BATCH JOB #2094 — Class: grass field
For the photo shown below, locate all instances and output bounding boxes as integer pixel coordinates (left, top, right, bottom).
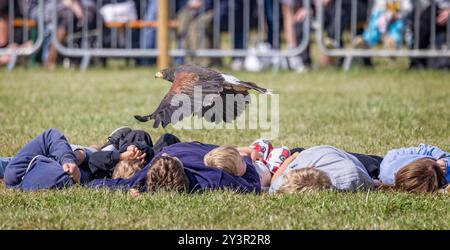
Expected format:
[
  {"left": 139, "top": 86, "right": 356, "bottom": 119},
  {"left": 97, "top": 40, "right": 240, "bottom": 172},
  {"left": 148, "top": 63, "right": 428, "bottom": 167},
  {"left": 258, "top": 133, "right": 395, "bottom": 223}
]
[{"left": 0, "top": 65, "right": 449, "bottom": 229}]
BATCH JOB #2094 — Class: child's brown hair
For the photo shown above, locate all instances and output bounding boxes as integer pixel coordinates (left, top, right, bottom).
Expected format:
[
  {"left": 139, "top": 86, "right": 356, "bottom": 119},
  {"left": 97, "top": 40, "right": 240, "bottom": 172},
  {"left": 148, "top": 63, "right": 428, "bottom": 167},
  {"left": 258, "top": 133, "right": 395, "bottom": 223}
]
[
  {"left": 203, "top": 146, "right": 242, "bottom": 176},
  {"left": 112, "top": 160, "right": 142, "bottom": 179},
  {"left": 277, "top": 167, "right": 332, "bottom": 194},
  {"left": 146, "top": 156, "right": 189, "bottom": 192},
  {"left": 393, "top": 158, "right": 446, "bottom": 193}
]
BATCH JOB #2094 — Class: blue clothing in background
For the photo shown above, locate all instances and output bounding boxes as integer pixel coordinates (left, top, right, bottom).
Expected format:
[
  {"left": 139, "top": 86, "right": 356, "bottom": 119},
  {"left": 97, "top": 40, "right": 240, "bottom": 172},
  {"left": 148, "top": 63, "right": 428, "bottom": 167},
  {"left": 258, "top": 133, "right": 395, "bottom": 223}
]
[
  {"left": 87, "top": 142, "right": 261, "bottom": 193},
  {"left": 137, "top": 0, "right": 157, "bottom": 65},
  {"left": 362, "top": 11, "right": 405, "bottom": 47},
  {"left": 4, "top": 129, "right": 90, "bottom": 191},
  {"left": 380, "top": 144, "right": 450, "bottom": 185}
]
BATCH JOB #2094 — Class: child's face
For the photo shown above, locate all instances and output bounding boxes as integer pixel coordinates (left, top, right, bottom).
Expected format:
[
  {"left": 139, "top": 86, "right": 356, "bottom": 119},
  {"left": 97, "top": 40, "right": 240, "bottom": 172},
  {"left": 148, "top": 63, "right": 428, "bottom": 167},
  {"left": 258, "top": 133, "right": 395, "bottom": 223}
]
[
  {"left": 236, "top": 156, "right": 247, "bottom": 176},
  {"left": 436, "top": 159, "right": 447, "bottom": 174}
]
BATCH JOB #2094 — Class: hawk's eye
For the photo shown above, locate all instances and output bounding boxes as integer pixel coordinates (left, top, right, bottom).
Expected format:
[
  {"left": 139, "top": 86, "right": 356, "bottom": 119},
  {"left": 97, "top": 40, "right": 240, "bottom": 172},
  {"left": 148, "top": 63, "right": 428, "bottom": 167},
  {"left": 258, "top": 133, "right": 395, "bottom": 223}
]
[
  {"left": 261, "top": 146, "right": 266, "bottom": 152},
  {"left": 280, "top": 156, "right": 286, "bottom": 161}
]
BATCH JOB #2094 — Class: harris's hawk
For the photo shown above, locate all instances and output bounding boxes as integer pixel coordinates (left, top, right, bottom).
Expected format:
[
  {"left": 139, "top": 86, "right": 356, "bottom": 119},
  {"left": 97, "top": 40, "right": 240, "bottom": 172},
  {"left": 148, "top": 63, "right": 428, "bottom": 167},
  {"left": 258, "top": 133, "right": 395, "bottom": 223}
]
[{"left": 134, "top": 64, "right": 272, "bottom": 128}]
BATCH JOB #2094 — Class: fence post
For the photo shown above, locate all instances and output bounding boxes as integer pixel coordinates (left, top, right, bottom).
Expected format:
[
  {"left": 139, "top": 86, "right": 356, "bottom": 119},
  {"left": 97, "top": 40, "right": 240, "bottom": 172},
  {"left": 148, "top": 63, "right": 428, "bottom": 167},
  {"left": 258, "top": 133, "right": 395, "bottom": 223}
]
[{"left": 157, "top": 0, "right": 170, "bottom": 69}]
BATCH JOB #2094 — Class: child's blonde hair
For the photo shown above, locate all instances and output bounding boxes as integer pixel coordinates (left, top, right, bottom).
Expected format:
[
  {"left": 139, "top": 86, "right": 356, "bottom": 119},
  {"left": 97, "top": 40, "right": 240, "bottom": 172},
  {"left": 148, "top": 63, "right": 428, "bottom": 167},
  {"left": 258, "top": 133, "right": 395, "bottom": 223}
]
[
  {"left": 204, "top": 146, "right": 241, "bottom": 176},
  {"left": 112, "top": 160, "right": 143, "bottom": 179},
  {"left": 277, "top": 167, "right": 332, "bottom": 194}
]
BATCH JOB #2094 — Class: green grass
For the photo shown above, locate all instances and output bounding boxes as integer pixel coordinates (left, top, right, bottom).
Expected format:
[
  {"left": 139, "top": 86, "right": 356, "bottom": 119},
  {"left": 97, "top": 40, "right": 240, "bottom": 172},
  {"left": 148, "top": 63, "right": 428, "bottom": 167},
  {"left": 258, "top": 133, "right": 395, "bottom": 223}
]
[
  {"left": 0, "top": 66, "right": 449, "bottom": 229},
  {"left": 0, "top": 188, "right": 448, "bottom": 229}
]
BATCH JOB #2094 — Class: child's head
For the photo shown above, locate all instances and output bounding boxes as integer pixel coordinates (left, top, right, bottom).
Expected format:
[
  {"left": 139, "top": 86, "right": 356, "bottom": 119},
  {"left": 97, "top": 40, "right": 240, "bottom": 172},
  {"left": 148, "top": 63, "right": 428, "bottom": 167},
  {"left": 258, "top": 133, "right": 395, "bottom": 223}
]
[
  {"left": 146, "top": 155, "right": 189, "bottom": 192},
  {"left": 204, "top": 146, "right": 247, "bottom": 176},
  {"left": 112, "top": 160, "right": 142, "bottom": 179},
  {"left": 277, "top": 167, "right": 332, "bottom": 194},
  {"left": 394, "top": 158, "right": 447, "bottom": 193}
]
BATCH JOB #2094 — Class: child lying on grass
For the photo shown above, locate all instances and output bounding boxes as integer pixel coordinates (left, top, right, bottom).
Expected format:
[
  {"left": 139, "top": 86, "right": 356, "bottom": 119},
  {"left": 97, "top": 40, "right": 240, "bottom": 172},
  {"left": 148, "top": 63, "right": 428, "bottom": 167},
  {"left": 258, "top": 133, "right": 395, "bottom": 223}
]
[
  {"left": 269, "top": 145, "right": 377, "bottom": 194},
  {"left": 379, "top": 144, "right": 449, "bottom": 193},
  {"left": 0, "top": 128, "right": 179, "bottom": 190},
  {"left": 88, "top": 142, "right": 262, "bottom": 195},
  {"left": 203, "top": 139, "right": 291, "bottom": 190}
]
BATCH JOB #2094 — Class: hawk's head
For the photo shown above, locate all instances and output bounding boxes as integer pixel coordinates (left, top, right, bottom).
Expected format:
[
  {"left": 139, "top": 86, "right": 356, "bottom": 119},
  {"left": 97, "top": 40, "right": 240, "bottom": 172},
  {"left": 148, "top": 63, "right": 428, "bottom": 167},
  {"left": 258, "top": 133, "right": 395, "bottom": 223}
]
[{"left": 155, "top": 68, "right": 176, "bottom": 82}]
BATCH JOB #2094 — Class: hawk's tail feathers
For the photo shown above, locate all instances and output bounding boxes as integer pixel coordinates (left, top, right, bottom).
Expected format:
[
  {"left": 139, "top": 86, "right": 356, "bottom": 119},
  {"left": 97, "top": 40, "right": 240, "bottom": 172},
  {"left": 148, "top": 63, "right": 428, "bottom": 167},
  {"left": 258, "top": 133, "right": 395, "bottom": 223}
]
[{"left": 134, "top": 114, "right": 151, "bottom": 122}]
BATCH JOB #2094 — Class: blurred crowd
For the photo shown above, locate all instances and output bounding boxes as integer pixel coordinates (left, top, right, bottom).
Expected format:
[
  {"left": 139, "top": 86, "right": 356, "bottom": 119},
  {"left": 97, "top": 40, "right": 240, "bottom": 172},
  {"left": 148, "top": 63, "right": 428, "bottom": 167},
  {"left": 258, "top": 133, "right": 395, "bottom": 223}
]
[{"left": 1, "top": 0, "right": 450, "bottom": 70}]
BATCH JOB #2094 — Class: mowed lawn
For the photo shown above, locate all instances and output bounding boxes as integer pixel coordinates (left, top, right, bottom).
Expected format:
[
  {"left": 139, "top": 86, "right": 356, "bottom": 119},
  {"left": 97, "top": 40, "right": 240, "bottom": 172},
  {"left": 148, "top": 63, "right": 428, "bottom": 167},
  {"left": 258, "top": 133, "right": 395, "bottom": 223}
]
[{"left": 0, "top": 66, "right": 449, "bottom": 229}]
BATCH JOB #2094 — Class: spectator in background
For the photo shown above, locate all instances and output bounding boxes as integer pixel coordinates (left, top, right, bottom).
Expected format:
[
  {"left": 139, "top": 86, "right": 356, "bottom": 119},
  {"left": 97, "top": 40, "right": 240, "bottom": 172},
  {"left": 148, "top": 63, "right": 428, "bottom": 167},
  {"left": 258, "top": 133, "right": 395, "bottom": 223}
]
[
  {"left": 410, "top": 0, "right": 450, "bottom": 69},
  {"left": 26, "top": 0, "right": 96, "bottom": 69},
  {"left": 228, "top": 1, "right": 247, "bottom": 71},
  {"left": 229, "top": 0, "right": 280, "bottom": 71},
  {"left": 354, "top": 0, "right": 413, "bottom": 50},
  {"left": 321, "top": 0, "right": 371, "bottom": 67},
  {"left": 0, "top": 0, "right": 25, "bottom": 65},
  {"left": 0, "top": 0, "right": 24, "bottom": 48},
  {"left": 136, "top": 0, "right": 157, "bottom": 66},
  {"left": 264, "top": 0, "right": 278, "bottom": 50},
  {"left": 49, "top": 0, "right": 96, "bottom": 69},
  {"left": 175, "top": 0, "right": 190, "bottom": 12},
  {"left": 0, "top": 1, "right": 10, "bottom": 49},
  {"left": 281, "top": 0, "right": 312, "bottom": 72},
  {"left": 0, "top": 1, "right": 11, "bottom": 64},
  {"left": 176, "top": 0, "right": 215, "bottom": 67}
]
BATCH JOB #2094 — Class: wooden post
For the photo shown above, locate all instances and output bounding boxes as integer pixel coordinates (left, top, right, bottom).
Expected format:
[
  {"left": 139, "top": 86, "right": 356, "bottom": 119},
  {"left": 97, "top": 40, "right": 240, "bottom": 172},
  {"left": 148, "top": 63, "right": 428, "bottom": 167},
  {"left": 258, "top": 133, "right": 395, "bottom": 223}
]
[{"left": 157, "top": 0, "right": 170, "bottom": 69}]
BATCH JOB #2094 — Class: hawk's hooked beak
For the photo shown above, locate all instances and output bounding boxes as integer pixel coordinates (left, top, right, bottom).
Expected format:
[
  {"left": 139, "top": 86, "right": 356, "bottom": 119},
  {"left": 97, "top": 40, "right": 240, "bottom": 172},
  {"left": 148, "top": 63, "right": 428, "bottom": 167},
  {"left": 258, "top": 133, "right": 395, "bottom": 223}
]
[{"left": 155, "top": 71, "right": 163, "bottom": 79}]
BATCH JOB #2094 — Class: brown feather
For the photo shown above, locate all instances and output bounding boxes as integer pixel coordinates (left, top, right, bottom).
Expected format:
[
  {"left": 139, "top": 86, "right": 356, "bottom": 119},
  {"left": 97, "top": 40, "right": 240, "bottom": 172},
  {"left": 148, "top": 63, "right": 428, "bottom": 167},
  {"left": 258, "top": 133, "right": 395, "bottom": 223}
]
[{"left": 170, "top": 72, "right": 199, "bottom": 94}]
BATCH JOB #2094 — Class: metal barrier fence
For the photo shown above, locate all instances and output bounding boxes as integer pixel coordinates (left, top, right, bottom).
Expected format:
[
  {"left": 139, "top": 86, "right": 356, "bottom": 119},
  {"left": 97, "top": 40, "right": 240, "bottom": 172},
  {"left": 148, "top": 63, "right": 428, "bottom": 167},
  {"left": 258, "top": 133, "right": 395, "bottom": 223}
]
[
  {"left": 0, "top": 0, "right": 44, "bottom": 71},
  {"left": 315, "top": 0, "right": 450, "bottom": 71},
  {"left": 1, "top": 0, "right": 450, "bottom": 71},
  {"left": 49, "top": 0, "right": 311, "bottom": 70}
]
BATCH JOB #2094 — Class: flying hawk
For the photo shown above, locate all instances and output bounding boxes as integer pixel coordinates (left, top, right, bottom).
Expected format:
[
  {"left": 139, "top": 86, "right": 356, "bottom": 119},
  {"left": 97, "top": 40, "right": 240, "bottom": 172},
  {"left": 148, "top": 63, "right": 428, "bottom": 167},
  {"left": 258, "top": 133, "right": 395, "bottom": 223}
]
[{"left": 134, "top": 64, "right": 272, "bottom": 128}]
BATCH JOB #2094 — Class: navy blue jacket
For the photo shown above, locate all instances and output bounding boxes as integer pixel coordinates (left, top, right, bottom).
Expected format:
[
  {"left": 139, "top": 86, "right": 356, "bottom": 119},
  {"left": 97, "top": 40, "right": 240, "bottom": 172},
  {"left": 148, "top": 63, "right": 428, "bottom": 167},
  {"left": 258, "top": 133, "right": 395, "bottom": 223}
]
[
  {"left": 87, "top": 142, "right": 261, "bottom": 193},
  {"left": 4, "top": 129, "right": 82, "bottom": 190}
]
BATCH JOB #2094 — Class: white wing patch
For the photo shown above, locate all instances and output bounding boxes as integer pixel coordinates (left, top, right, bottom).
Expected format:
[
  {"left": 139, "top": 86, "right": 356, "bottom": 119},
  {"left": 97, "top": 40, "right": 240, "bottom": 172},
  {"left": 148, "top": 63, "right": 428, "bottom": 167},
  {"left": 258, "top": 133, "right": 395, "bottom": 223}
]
[{"left": 221, "top": 74, "right": 241, "bottom": 85}]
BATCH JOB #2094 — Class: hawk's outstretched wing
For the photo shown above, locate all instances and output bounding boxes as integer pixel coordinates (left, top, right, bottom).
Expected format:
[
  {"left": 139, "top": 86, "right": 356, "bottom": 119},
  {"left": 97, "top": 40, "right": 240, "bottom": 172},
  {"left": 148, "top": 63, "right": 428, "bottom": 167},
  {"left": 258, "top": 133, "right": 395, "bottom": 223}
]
[{"left": 147, "top": 71, "right": 223, "bottom": 128}]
